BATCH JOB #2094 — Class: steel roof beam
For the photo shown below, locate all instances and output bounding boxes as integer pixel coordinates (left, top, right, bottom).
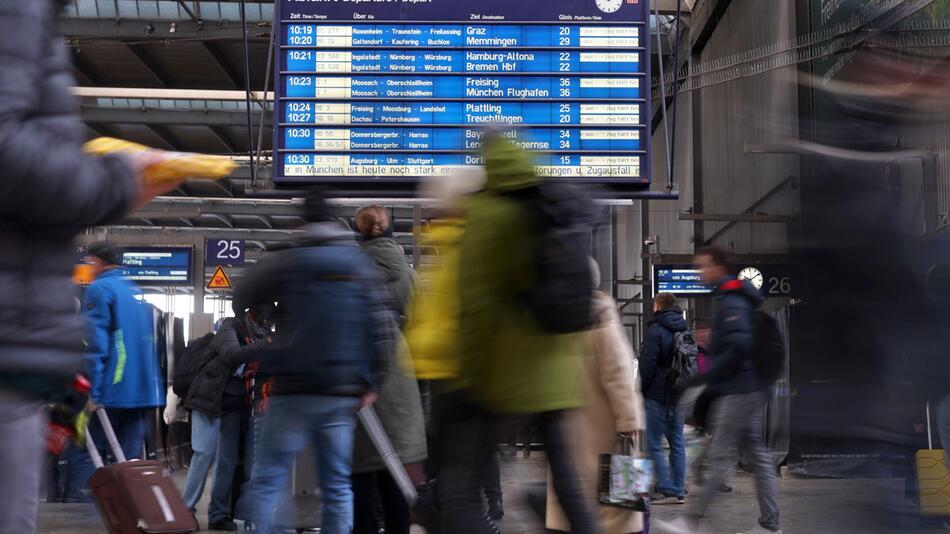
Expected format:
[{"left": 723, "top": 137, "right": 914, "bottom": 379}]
[
  {"left": 59, "top": 18, "right": 267, "bottom": 42},
  {"left": 209, "top": 126, "right": 239, "bottom": 153},
  {"left": 71, "top": 49, "right": 99, "bottom": 85},
  {"left": 125, "top": 44, "right": 171, "bottom": 87},
  {"left": 146, "top": 124, "right": 184, "bottom": 151},
  {"left": 80, "top": 106, "right": 272, "bottom": 127},
  {"left": 202, "top": 41, "right": 243, "bottom": 89}
]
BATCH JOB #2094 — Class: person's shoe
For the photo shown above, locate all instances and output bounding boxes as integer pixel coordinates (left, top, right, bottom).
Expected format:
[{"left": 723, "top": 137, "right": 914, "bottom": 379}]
[
  {"left": 208, "top": 519, "right": 238, "bottom": 531},
  {"left": 719, "top": 482, "right": 734, "bottom": 492},
  {"left": 736, "top": 526, "right": 782, "bottom": 534},
  {"left": 653, "top": 517, "right": 709, "bottom": 534},
  {"left": 650, "top": 492, "right": 682, "bottom": 505},
  {"left": 487, "top": 494, "right": 504, "bottom": 520}
]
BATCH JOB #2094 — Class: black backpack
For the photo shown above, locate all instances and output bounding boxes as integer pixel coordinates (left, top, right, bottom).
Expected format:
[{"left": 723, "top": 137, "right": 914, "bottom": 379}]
[
  {"left": 752, "top": 310, "right": 785, "bottom": 385},
  {"left": 504, "top": 180, "right": 598, "bottom": 333},
  {"left": 172, "top": 332, "right": 216, "bottom": 397},
  {"left": 666, "top": 330, "right": 700, "bottom": 390}
]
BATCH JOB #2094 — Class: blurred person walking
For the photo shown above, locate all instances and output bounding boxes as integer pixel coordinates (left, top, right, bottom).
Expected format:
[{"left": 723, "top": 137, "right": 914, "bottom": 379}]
[
  {"left": 451, "top": 134, "right": 601, "bottom": 534},
  {"left": 655, "top": 246, "right": 781, "bottom": 534},
  {"left": 180, "top": 304, "right": 273, "bottom": 531},
  {"left": 0, "top": 2, "right": 175, "bottom": 530},
  {"left": 351, "top": 205, "right": 427, "bottom": 534},
  {"left": 546, "top": 260, "right": 646, "bottom": 534},
  {"left": 64, "top": 242, "right": 164, "bottom": 502},
  {"left": 639, "top": 293, "right": 691, "bottom": 505},
  {"left": 230, "top": 190, "right": 390, "bottom": 534},
  {"left": 402, "top": 171, "right": 496, "bottom": 531}
]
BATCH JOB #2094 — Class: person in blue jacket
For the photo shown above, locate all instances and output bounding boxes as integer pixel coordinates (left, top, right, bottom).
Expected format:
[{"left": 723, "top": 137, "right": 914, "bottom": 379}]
[{"left": 64, "top": 242, "right": 163, "bottom": 502}]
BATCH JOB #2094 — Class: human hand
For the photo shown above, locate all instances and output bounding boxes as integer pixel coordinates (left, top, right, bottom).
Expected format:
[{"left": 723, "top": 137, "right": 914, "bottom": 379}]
[
  {"left": 87, "top": 400, "right": 98, "bottom": 413},
  {"left": 129, "top": 151, "right": 183, "bottom": 209},
  {"left": 359, "top": 391, "right": 378, "bottom": 410}
]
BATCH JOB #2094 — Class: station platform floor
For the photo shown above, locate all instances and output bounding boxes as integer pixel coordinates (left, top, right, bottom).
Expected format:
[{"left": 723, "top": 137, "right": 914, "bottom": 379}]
[{"left": 37, "top": 453, "right": 947, "bottom": 533}]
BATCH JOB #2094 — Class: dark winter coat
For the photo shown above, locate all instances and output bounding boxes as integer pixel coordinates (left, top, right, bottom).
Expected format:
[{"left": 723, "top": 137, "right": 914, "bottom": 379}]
[
  {"left": 704, "top": 277, "right": 767, "bottom": 396},
  {"left": 230, "top": 223, "right": 392, "bottom": 397},
  {"left": 354, "top": 236, "right": 427, "bottom": 472},
  {"left": 639, "top": 306, "right": 688, "bottom": 406},
  {"left": 359, "top": 237, "right": 418, "bottom": 316},
  {"left": 0, "top": 0, "right": 138, "bottom": 397},
  {"left": 185, "top": 318, "right": 256, "bottom": 418}
]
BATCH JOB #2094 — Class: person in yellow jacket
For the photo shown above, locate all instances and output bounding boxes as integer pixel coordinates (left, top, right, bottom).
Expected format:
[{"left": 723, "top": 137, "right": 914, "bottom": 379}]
[
  {"left": 404, "top": 168, "right": 485, "bottom": 382},
  {"left": 402, "top": 168, "right": 493, "bottom": 529}
]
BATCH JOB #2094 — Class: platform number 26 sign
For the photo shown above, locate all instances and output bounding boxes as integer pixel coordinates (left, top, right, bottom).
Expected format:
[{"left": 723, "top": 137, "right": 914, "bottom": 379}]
[{"left": 207, "top": 239, "right": 245, "bottom": 266}]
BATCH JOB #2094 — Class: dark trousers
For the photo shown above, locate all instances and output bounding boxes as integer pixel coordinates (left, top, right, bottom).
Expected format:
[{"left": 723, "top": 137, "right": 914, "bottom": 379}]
[
  {"left": 436, "top": 391, "right": 601, "bottom": 534},
  {"left": 484, "top": 451, "right": 501, "bottom": 499},
  {"left": 353, "top": 470, "right": 410, "bottom": 534}
]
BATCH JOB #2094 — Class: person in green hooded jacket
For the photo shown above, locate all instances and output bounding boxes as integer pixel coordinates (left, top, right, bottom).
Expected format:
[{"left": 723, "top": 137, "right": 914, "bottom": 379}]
[{"left": 443, "top": 133, "right": 601, "bottom": 534}]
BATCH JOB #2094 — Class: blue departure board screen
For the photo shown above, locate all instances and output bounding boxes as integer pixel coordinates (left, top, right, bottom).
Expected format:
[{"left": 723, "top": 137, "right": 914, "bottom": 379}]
[
  {"left": 119, "top": 248, "right": 193, "bottom": 285},
  {"left": 274, "top": 0, "right": 652, "bottom": 191}
]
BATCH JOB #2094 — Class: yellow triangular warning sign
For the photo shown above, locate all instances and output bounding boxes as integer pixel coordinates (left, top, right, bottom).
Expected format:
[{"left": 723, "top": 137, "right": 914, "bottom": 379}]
[{"left": 208, "top": 265, "right": 232, "bottom": 290}]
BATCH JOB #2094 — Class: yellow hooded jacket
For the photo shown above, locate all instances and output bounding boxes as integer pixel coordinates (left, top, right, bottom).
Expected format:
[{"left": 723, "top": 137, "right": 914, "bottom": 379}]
[{"left": 403, "top": 219, "right": 466, "bottom": 381}]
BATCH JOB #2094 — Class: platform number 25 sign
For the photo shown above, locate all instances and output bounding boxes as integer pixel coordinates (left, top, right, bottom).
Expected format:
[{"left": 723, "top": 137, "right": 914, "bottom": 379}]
[{"left": 206, "top": 239, "right": 245, "bottom": 266}]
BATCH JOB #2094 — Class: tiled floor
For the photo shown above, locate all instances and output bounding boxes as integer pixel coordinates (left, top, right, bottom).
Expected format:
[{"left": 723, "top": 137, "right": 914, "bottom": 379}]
[{"left": 36, "top": 452, "right": 946, "bottom": 533}]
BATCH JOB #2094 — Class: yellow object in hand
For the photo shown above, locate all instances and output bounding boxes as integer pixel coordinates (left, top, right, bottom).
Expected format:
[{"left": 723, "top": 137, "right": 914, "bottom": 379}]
[{"left": 84, "top": 137, "right": 237, "bottom": 184}]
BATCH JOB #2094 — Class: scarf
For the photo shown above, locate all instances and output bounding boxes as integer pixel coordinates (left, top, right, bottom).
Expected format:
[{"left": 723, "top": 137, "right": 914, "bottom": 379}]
[{"left": 243, "top": 313, "right": 269, "bottom": 341}]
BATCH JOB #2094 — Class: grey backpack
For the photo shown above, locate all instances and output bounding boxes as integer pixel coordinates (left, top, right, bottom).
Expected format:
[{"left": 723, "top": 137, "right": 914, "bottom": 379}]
[{"left": 666, "top": 330, "right": 699, "bottom": 390}]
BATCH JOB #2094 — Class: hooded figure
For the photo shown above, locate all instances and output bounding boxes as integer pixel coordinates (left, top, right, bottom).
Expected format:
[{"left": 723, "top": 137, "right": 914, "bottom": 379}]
[
  {"left": 457, "top": 135, "right": 586, "bottom": 414},
  {"left": 351, "top": 205, "right": 427, "bottom": 534}
]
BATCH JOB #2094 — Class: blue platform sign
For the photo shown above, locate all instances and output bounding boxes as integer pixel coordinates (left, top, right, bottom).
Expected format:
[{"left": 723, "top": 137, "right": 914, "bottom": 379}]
[
  {"left": 119, "top": 247, "right": 193, "bottom": 285},
  {"left": 273, "top": 0, "right": 652, "bottom": 192},
  {"left": 206, "top": 239, "right": 246, "bottom": 266}
]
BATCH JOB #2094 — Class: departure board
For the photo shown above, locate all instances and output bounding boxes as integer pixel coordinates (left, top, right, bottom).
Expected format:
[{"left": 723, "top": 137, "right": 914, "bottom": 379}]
[{"left": 273, "top": 0, "right": 651, "bottom": 191}]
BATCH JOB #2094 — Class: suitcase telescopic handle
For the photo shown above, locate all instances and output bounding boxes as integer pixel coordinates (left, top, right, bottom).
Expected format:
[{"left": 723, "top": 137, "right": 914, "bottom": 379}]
[
  {"left": 926, "top": 401, "right": 933, "bottom": 450},
  {"left": 96, "top": 408, "right": 128, "bottom": 463}
]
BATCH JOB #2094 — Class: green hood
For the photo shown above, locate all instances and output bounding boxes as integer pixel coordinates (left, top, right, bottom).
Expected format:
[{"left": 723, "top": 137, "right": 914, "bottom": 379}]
[
  {"left": 360, "top": 237, "right": 409, "bottom": 283},
  {"left": 483, "top": 136, "right": 539, "bottom": 192}
]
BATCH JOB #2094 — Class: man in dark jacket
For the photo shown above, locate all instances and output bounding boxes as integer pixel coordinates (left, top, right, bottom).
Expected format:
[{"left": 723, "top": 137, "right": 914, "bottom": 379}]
[
  {"left": 0, "top": 3, "right": 176, "bottom": 529},
  {"left": 181, "top": 305, "right": 272, "bottom": 531},
  {"left": 640, "top": 292, "right": 689, "bottom": 505},
  {"left": 231, "top": 190, "right": 391, "bottom": 534},
  {"left": 657, "top": 246, "right": 781, "bottom": 534}
]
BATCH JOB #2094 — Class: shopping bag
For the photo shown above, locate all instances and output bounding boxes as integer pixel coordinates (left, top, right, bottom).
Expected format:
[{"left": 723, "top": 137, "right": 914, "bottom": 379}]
[{"left": 598, "top": 431, "right": 653, "bottom": 511}]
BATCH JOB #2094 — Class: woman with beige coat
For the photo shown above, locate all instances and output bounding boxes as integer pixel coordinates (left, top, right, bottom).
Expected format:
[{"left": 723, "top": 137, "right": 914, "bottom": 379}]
[{"left": 547, "top": 263, "right": 647, "bottom": 534}]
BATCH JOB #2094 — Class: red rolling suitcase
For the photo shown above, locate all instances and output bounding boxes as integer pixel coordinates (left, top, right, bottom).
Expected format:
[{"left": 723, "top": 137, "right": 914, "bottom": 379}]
[{"left": 86, "top": 409, "right": 198, "bottom": 534}]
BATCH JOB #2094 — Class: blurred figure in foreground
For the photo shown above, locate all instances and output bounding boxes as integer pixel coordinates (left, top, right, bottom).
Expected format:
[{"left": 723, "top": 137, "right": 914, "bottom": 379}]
[
  {"left": 546, "top": 259, "right": 646, "bottom": 534},
  {"left": 0, "top": 2, "right": 174, "bottom": 530},
  {"left": 639, "top": 292, "right": 690, "bottom": 505},
  {"left": 352, "top": 205, "right": 427, "bottom": 534},
  {"left": 450, "top": 134, "right": 600, "bottom": 534},
  {"left": 180, "top": 304, "right": 274, "bottom": 531},
  {"left": 656, "top": 246, "right": 781, "bottom": 534},
  {"left": 65, "top": 242, "right": 163, "bottom": 502},
  {"left": 231, "top": 190, "right": 391, "bottom": 534},
  {"left": 403, "top": 170, "right": 487, "bottom": 531}
]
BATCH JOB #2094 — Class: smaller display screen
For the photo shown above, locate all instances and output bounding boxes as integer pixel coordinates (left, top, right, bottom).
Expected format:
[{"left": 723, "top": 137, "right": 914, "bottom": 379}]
[
  {"left": 654, "top": 265, "right": 710, "bottom": 296},
  {"left": 119, "top": 247, "right": 193, "bottom": 285}
]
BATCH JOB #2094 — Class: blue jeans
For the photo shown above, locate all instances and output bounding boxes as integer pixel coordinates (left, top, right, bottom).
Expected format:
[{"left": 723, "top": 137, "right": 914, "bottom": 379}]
[
  {"left": 645, "top": 399, "right": 686, "bottom": 497},
  {"left": 181, "top": 410, "right": 243, "bottom": 523},
  {"left": 64, "top": 408, "right": 149, "bottom": 502},
  {"left": 238, "top": 395, "right": 360, "bottom": 534}
]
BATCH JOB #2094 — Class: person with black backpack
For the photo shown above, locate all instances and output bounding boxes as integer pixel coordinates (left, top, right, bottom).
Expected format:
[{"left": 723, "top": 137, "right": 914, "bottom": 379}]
[
  {"left": 655, "top": 246, "right": 782, "bottom": 534},
  {"left": 179, "top": 304, "right": 273, "bottom": 531},
  {"left": 449, "top": 132, "right": 602, "bottom": 534},
  {"left": 639, "top": 293, "right": 694, "bottom": 506}
]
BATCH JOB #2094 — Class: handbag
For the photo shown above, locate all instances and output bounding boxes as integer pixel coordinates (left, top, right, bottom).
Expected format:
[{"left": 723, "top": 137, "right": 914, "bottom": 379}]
[{"left": 598, "top": 431, "right": 653, "bottom": 511}]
